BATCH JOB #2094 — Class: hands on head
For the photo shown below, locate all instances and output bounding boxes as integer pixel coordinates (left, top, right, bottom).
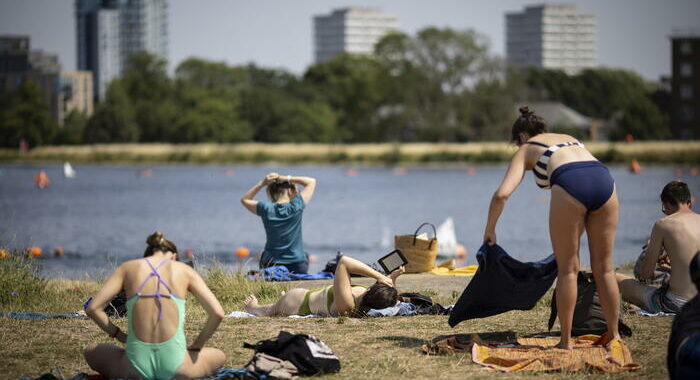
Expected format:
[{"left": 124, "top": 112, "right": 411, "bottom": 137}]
[{"left": 263, "top": 172, "right": 279, "bottom": 185}]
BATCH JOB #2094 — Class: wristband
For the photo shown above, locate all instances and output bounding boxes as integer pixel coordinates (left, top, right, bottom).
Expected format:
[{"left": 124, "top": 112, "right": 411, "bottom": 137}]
[
  {"left": 188, "top": 347, "right": 202, "bottom": 352},
  {"left": 287, "top": 175, "right": 292, "bottom": 183},
  {"left": 109, "top": 326, "right": 121, "bottom": 339}
]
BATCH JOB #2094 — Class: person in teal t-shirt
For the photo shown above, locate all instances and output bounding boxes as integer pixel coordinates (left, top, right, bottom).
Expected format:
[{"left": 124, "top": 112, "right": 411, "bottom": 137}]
[{"left": 241, "top": 172, "right": 317, "bottom": 273}]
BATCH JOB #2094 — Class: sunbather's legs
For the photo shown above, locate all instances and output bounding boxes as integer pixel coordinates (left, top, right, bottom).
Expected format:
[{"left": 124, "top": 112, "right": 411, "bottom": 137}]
[
  {"left": 244, "top": 295, "right": 275, "bottom": 316},
  {"left": 84, "top": 343, "right": 141, "bottom": 379},
  {"left": 174, "top": 348, "right": 226, "bottom": 380},
  {"left": 587, "top": 189, "right": 621, "bottom": 341},
  {"left": 616, "top": 273, "right": 655, "bottom": 309},
  {"left": 245, "top": 288, "right": 308, "bottom": 316},
  {"left": 550, "top": 185, "right": 586, "bottom": 349}
]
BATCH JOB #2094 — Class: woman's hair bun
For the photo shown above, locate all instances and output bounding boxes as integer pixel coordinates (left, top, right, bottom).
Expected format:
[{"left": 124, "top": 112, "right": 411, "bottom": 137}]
[
  {"left": 146, "top": 231, "right": 165, "bottom": 247},
  {"left": 519, "top": 106, "right": 532, "bottom": 118}
]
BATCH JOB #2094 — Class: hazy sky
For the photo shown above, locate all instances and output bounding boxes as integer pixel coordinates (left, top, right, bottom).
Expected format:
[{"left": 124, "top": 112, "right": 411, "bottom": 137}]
[{"left": 1, "top": 0, "right": 699, "bottom": 80}]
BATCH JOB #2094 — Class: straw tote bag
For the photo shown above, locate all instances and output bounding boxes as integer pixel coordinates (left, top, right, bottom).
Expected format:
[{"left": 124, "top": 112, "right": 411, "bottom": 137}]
[{"left": 395, "top": 223, "right": 438, "bottom": 273}]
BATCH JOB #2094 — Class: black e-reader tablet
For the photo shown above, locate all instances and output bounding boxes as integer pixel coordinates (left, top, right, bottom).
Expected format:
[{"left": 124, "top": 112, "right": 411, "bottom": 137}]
[{"left": 378, "top": 249, "right": 408, "bottom": 274}]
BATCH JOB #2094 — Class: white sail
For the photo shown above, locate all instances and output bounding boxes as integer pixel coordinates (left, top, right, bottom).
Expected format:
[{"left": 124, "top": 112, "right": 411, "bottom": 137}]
[
  {"left": 380, "top": 226, "right": 392, "bottom": 249},
  {"left": 437, "top": 217, "right": 457, "bottom": 257},
  {"left": 63, "top": 162, "right": 76, "bottom": 178}
]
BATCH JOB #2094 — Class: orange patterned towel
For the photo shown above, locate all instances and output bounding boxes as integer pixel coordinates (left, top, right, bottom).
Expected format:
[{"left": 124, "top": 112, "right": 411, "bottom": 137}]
[{"left": 471, "top": 335, "right": 642, "bottom": 373}]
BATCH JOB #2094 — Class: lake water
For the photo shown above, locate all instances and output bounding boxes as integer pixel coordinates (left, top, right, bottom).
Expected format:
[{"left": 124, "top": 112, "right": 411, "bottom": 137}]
[{"left": 1, "top": 163, "right": 698, "bottom": 278}]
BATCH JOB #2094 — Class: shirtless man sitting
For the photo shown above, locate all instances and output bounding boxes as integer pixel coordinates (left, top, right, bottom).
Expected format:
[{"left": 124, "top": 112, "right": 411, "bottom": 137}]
[{"left": 616, "top": 181, "right": 700, "bottom": 313}]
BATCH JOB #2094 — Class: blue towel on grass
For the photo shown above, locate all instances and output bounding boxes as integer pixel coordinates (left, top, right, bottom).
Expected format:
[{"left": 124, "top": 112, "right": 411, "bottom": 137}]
[
  {"left": 1, "top": 312, "right": 88, "bottom": 320},
  {"left": 367, "top": 301, "right": 417, "bottom": 317},
  {"left": 253, "top": 266, "right": 334, "bottom": 281},
  {"left": 448, "top": 243, "right": 557, "bottom": 327}
]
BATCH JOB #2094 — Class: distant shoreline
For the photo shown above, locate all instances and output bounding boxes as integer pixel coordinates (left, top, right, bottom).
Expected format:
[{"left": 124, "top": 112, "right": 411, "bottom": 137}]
[{"left": 1, "top": 142, "right": 699, "bottom": 165}]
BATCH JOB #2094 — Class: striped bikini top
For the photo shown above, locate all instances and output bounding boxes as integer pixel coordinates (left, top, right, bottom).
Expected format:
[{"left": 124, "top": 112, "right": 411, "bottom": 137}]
[{"left": 527, "top": 141, "right": 584, "bottom": 189}]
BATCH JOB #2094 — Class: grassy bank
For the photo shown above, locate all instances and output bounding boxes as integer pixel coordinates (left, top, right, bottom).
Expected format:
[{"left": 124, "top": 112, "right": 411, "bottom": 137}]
[
  {"left": 0, "top": 257, "right": 672, "bottom": 379},
  {"left": 1, "top": 141, "right": 700, "bottom": 165}
]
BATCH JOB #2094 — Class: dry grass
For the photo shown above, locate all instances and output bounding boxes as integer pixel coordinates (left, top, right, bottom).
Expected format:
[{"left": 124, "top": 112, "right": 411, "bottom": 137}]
[
  {"left": 0, "top": 261, "right": 673, "bottom": 380},
  {"left": 1, "top": 141, "right": 699, "bottom": 164}
]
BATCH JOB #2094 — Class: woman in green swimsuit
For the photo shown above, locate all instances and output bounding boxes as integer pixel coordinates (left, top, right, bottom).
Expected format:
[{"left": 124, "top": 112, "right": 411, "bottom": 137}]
[
  {"left": 244, "top": 255, "right": 404, "bottom": 317},
  {"left": 84, "top": 232, "right": 226, "bottom": 379}
]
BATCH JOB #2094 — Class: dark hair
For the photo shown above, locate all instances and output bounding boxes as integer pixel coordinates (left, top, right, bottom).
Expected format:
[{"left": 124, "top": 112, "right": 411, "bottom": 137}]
[
  {"left": 266, "top": 181, "right": 297, "bottom": 202},
  {"left": 355, "top": 283, "right": 398, "bottom": 316},
  {"left": 660, "top": 181, "right": 691, "bottom": 207},
  {"left": 691, "top": 252, "right": 700, "bottom": 290},
  {"left": 511, "top": 106, "right": 547, "bottom": 144},
  {"left": 144, "top": 231, "right": 178, "bottom": 257}
]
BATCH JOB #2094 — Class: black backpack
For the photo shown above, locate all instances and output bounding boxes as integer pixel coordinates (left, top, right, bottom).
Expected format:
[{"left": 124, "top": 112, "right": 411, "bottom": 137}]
[
  {"left": 548, "top": 272, "right": 632, "bottom": 337},
  {"left": 244, "top": 331, "right": 341, "bottom": 376}
]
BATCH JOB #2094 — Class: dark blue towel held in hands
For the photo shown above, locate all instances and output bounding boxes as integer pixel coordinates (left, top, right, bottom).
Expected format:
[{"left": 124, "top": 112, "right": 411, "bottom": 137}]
[{"left": 448, "top": 243, "right": 558, "bottom": 327}]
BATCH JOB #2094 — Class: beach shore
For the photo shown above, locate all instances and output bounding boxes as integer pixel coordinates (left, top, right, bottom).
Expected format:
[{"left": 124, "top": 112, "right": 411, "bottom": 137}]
[
  {"left": 2, "top": 141, "right": 700, "bottom": 165},
  {"left": 1, "top": 271, "right": 671, "bottom": 379}
]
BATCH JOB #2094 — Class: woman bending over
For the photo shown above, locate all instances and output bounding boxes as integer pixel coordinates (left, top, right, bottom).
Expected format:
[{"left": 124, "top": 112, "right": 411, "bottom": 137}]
[{"left": 483, "top": 106, "right": 621, "bottom": 349}]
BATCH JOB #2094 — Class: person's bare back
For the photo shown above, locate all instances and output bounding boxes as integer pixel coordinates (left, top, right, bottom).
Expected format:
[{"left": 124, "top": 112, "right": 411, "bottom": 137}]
[{"left": 653, "top": 210, "right": 700, "bottom": 299}]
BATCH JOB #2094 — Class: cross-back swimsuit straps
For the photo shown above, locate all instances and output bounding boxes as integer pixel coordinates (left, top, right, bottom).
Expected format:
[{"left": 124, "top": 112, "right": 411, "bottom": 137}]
[
  {"left": 125, "top": 258, "right": 187, "bottom": 380},
  {"left": 297, "top": 285, "right": 367, "bottom": 316},
  {"left": 528, "top": 141, "right": 615, "bottom": 211}
]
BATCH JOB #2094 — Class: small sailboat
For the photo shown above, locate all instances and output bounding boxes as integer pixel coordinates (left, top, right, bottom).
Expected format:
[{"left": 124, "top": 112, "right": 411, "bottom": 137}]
[
  {"left": 437, "top": 217, "right": 457, "bottom": 257},
  {"left": 380, "top": 226, "right": 392, "bottom": 249},
  {"left": 63, "top": 162, "right": 76, "bottom": 178},
  {"left": 436, "top": 217, "right": 468, "bottom": 259}
]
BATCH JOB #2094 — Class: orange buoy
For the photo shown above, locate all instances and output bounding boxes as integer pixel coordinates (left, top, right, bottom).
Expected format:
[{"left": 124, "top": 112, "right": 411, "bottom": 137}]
[
  {"left": 675, "top": 168, "right": 683, "bottom": 178},
  {"left": 34, "top": 170, "right": 50, "bottom": 188},
  {"left": 629, "top": 159, "right": 643, "bottom": 174},
  {"left": 184, "top": 249, "right": 194, "bottom": 259},
  {"left": 0, "top": 249, "right": 9, "bottom": 259},
  {"left": 690, "top": 167, "right": 699, "bottom": 177},
  {"left": 392, "top": 167, "right": 407, "bottom": 176},
  {"left": 26, "top": 247, "right": 42, "bottom": 258},
  {"left": 225, "top": 169, "right": 236, "bottom": 177},
  {"left": 54, "top": 246, "right": 64, "bottom": 258},
  {"left": 467, "top": 168, "right": 477, "bottom": 176},
  {"left": 138, "top": 169, "right": 153, "bottom": 178},
  {"left": 344, "top": 168, "right": 358, "bottom": 177},
  {"left": 235, "top": 247, "right": 250, "bottom": 259}
]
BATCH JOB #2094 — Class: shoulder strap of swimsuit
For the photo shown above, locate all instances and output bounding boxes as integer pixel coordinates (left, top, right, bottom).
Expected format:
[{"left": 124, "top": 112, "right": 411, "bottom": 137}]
[
  {"left": 135, "top": 258, "right": 175, "bottom": 321},
  {"left": 526, "top": 141, "right": 549, "bottom": 148}
]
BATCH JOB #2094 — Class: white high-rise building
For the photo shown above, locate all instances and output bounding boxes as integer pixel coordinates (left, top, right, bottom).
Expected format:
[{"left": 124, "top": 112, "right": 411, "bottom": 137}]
[
  {"left": 314, "top": 7, "right": 399, "bottom": 63},
  {"left": 120, "top": 0, "right": 168, "bottom": 69},
  {"left": 76, "top": 0, "right": 168, "bottom": 100},
  {"left": 506, "top": 3, "right": 596, "bottom": 74}
]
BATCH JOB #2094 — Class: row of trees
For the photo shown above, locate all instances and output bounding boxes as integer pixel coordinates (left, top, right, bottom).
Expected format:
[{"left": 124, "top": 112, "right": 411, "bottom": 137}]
[{"left": 0, "top": 27, "right": 670, "bottom": 148}]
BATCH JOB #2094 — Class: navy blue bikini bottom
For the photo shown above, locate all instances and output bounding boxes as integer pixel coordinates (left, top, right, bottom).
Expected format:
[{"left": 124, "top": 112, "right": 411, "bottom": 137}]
[{"left": 550, "top": 161, "right": 615, "bottom": 211}]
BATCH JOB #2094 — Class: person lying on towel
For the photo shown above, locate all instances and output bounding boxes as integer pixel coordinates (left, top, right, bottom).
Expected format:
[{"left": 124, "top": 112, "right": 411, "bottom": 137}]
[{"left": 245, "top": 254, "right": 404, "bottom": 317}]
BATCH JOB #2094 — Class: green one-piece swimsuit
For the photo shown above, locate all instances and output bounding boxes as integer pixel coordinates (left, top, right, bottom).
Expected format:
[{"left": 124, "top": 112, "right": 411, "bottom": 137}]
[{"left": 125, "top": 258, "right": 187, "bottom": 380}]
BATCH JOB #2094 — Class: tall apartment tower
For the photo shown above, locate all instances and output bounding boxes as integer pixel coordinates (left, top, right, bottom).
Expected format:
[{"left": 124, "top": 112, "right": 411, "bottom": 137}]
[
  {"left": 314, "top": 7, "right": 399, "bottom": 63},
  {"left": 670, "top": 31, "right": 700, "bottom": 139},
  {"left": 506, "top": 3, "right": 596, "bottom": 74},
  {"left": 76, "top": 0, "right": 168, "bottom": 100}
]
